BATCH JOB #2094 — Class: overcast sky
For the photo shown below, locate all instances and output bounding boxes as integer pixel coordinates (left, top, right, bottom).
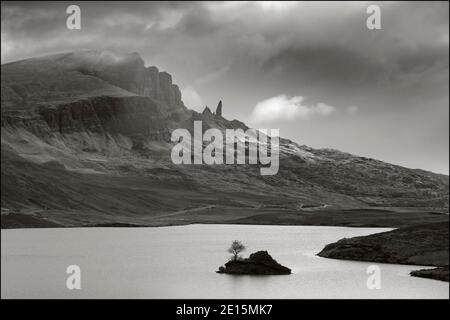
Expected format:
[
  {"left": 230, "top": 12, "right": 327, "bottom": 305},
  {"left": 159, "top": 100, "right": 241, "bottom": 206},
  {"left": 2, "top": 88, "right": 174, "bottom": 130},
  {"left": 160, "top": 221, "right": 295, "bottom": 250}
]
[{"left": 2, "top": 1, "right": 449, "bottom": 174}]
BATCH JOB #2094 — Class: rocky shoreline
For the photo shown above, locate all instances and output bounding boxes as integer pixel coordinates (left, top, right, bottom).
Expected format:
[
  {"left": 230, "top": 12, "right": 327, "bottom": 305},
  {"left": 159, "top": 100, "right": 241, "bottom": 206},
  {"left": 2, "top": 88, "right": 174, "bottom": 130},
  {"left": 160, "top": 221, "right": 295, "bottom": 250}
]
[
  {"left": 410, "top": 267, "right": 449, "bottom": 282},
  {"left": 317, "top": 221, "right": 449, "bottom": 282}
]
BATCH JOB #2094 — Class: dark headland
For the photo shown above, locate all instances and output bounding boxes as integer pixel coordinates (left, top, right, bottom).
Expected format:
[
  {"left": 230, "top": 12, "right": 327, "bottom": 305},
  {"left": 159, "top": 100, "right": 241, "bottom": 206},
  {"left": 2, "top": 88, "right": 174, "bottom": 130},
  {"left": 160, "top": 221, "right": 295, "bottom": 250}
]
[{"left": 317, "top": 221, "right": 449, "bottom": 282}]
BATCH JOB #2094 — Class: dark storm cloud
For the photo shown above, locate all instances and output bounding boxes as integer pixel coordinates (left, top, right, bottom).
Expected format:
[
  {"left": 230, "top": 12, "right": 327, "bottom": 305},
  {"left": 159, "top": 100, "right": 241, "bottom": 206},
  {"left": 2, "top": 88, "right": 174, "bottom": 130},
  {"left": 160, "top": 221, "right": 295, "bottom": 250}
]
[
  {"left": 2, "top": 1, "right": 448, "bottom": 88},
  {"left": 262, "top": 40, "right": 448, "bottom": 91},
  {"left": 259, "top": 2, "right": 448, "bottom": 92},
  {"left": 262, "top": 45, "right": 382, "bottom": 87}
]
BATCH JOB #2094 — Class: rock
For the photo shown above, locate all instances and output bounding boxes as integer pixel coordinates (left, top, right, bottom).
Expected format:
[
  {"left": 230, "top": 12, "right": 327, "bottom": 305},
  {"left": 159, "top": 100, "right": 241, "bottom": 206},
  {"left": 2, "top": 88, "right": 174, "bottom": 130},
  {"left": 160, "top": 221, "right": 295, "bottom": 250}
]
[
  {"left": 317, "top": 222, "right": 449, "bottom": 266},
  {"left": 217, "top": 251, "right": 291, "bottom": 275},
  {"left": 1, "top": 51, "right": 178, "bottom": 145},
  {"left": 215, "top": 100, "right": 222, "bottom": 117},
  {"left": 37, "top": 96, "right": 171, "bottom": 141},
  {"left": 64, "top": 50, "right": 185, "bottom": 111},
  {"left": 202, "top": 106, "right": 213, "bottom": 116},
  {"left": 317, "top": 222, "right": 449, "bottom": 281},
  {"left": 1, "top": 50, "right": 185, "bottom": 113},
  {"left": 410, "top": 267, "right": 449, "bottom": 282}
]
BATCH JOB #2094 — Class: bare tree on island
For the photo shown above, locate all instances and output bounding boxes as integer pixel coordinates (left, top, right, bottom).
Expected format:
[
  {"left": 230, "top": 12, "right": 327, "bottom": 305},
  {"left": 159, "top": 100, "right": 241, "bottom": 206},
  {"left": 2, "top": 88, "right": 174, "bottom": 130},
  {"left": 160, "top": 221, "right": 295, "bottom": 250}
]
[{"left": 228, "top": 240, "right": 246, "bottom": 261}]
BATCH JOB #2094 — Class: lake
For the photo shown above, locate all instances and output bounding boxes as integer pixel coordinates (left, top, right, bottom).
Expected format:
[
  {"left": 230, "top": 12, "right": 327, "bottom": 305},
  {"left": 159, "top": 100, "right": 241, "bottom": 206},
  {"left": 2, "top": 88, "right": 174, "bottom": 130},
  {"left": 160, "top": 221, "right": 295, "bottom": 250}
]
[{"left": 1, "top": 224, "right": 448, "bottom": 299}]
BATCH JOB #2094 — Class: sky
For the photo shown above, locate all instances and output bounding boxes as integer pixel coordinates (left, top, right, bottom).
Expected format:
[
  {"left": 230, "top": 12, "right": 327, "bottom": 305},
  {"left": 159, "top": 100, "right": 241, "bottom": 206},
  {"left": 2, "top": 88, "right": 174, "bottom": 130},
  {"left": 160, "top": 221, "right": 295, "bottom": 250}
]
[{"left": 1, "top": 1, "right": 449, "bottom": 174}]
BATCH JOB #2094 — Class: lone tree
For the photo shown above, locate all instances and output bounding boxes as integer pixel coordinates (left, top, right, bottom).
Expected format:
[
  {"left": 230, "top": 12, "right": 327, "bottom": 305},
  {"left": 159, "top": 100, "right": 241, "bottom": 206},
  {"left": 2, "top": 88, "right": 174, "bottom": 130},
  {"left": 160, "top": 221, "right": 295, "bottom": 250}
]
[{"left": 228, "top": 240, "right": 246, "bottom": 261}]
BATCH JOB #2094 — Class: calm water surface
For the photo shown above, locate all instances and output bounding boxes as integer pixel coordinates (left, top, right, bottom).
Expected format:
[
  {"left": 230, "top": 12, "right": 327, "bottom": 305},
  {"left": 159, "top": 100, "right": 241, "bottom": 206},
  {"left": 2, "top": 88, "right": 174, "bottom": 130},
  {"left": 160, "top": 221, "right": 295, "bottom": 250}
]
[{"left": 1, "top": 224, "right": 448, "bottom": 299}]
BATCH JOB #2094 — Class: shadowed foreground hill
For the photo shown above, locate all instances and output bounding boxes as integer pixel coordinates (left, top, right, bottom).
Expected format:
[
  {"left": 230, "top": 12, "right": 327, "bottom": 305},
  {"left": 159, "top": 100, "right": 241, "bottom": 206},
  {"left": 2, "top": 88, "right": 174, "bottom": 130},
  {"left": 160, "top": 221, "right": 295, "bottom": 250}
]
[{"left": 1, "top": 50, "right": 449, "bottom": 228}]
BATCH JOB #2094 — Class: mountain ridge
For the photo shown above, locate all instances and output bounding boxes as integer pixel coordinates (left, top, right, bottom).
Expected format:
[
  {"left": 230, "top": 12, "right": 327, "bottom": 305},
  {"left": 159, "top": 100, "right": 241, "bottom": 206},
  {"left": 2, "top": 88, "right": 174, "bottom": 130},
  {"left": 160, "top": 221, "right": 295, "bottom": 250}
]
[{"left": 1, "top": 50, "right": 448, "bottom": 228}]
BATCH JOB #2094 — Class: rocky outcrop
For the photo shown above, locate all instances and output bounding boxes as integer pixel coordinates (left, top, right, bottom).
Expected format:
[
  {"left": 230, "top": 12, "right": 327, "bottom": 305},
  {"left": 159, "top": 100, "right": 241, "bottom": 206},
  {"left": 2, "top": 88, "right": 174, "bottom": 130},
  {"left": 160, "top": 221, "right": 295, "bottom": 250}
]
[
  {"left": 410, "top": 267, "right": 449, "bottom": 282},
  {"left": 38, "top": 96, "right": 170, "bottom": 140},
  {"left": 156, "top": 71, "right": 183, "bottom": 111},
  {"left": 318, "top": 222, "right": 449, "bottom": 281},
  {"left": 215, "top": 100, "right": 222, "bottom": 117},
  {"left": 1, "top": 50, "right": 183, "bottom": 147},
  {"left": 2, "top": 96, "right": 171, "bottom": 143},
  {"left": 202, "top": 106, "right": 213, "bottom": 117},
  {"left": 57, "top": 50, "right": 185, "bottom": 112},
  {"left": 1, "top": 50, "right": 185, "bottom": 114},
  {"left": 217, "top": 251, "right": 291, "bottom": 275}
]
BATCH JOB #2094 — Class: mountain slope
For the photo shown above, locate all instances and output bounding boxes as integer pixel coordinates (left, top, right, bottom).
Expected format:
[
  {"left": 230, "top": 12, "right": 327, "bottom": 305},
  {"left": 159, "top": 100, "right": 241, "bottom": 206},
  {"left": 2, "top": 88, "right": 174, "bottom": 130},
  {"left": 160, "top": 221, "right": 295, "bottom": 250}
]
[{"left": 1, "top": 50, "right": 448, "bottom": 228}]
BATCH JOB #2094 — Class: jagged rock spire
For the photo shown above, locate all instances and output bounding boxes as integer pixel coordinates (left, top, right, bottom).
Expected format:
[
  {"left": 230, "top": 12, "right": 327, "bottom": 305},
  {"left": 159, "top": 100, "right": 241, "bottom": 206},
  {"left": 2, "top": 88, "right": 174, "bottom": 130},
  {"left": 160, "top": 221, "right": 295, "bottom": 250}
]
[
  {"left": 202, "top": 106, "right": 212, "bottom": 116},
  {"left": 215, "top": 100, "right": 222, "bottom": 117}
]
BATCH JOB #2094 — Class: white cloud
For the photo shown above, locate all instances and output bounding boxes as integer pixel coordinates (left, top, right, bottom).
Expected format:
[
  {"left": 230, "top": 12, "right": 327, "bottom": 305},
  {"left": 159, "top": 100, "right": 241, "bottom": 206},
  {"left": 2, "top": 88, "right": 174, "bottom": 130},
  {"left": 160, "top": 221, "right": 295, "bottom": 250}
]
[
  {"left": 249, "top": 95, "right": 335, "bottom": 124},
  {"left": 347, "top": 105, "right": 359, "bottom": 114},
  {"left": 181, "top": 86, "right": 203, "bottom": 112}
]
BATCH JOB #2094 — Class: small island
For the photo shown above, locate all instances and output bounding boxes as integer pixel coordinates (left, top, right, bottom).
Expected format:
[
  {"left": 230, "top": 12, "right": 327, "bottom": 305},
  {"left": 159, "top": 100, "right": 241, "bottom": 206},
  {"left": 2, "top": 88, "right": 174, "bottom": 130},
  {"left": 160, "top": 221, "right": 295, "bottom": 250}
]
[{"left": 217, "top": 241, "right": 291, "bottom": 275}]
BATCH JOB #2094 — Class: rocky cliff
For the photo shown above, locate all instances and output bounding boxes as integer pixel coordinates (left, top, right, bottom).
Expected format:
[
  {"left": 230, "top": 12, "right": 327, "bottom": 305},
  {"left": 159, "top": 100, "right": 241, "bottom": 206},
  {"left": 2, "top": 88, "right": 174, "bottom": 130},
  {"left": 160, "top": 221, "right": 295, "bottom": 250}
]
[
  {"left": 2, "top": 96, "right": 170, "bottom": 142},
  {"left": 1, "top": 50, "right": 185, "bottom": 153},
  {"left": 56, "top": 50, "right": 185, "bottom": 112},
  {"left": 1, "top": 49, "right": 185, "bottom": 113}
]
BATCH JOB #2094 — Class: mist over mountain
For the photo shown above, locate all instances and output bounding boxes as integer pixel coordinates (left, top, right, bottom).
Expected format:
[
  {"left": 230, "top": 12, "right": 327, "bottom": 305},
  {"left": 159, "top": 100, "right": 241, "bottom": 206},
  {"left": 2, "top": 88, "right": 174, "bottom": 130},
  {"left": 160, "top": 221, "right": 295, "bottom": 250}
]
[{"left": 1, "top": 50, "right": 448, "bottom": 228}]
